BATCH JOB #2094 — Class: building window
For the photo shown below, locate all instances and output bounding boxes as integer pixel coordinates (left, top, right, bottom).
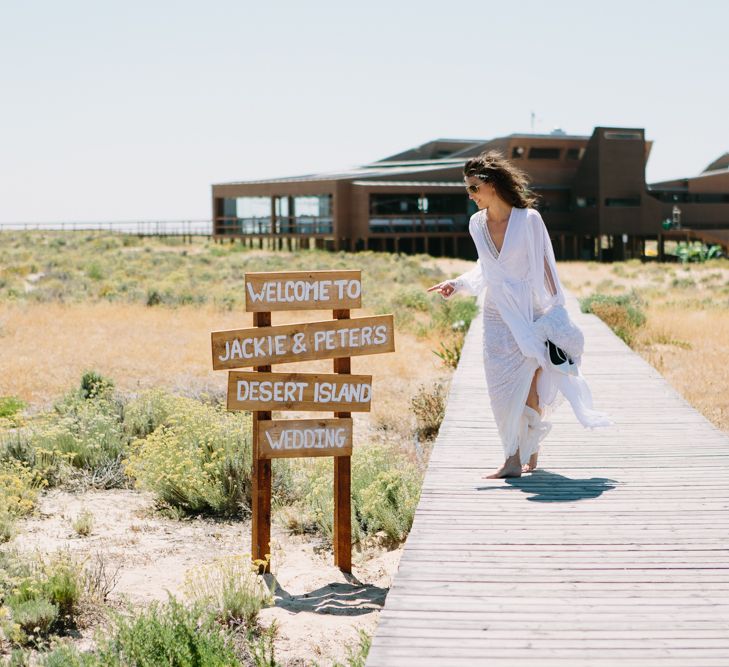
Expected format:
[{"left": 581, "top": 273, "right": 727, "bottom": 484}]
[
  {"left": 512, "top": 146, "right": 525, "bottom": 158},
  {"left": 604, "top": 131, "right": 642, "bottom": 140},
  {"left": 370, "top": 194, "right": 420, "bottom": 215},
  {"left": 566, "top": 148, "right": 584, "bottom": 160},
  {"left": 605, "top": 197, "right": 641, "bottom": 207},
  {"left": 528, "top": 147, "right": 561, "bottom": 159}
]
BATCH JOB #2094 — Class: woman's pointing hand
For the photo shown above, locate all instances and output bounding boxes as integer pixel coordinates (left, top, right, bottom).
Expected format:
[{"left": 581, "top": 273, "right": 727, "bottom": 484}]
[{"left": 427, "top": 280, "right": 456, "bottom": 298}]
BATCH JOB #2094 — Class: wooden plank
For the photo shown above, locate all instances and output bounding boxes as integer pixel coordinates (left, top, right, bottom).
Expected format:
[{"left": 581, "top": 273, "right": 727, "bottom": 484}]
[
  {"left": 226, "top": 371, "right": 372, "bottom": 412},
  {"left": 211, "top": 314, "right": 394, "bottom": 370},
  {"left": 366, "top": 289, "right": 729, "bottom": 666},
  {"left": 245, "top": 269, "right": 361, "bottom": 311},
  {"left": 257, "top": 417, "right": 352, "bottom": 459}
]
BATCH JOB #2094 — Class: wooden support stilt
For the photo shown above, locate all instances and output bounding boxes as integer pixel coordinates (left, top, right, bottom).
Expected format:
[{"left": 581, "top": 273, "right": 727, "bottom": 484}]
[{"left": 332, "top": 308, "right": 352, "bottom": 573}]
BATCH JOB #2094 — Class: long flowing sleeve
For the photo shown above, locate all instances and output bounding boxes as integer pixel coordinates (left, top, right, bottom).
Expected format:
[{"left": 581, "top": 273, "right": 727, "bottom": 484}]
[
  {"left": 529, "top": 210, "right": 565, "bottom": 310},
  {"left": 450, "top": 258, "right": 486, "bottom": 296}
]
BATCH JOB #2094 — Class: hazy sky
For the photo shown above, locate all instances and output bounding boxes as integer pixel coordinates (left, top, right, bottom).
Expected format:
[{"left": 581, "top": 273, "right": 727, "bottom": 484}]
[{"left": 1, "top": 0, "right": 727, "bottom": 222}]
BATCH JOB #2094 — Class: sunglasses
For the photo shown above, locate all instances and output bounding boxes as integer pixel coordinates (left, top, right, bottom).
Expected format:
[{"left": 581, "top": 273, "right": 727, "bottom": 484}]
[{"left": 465, "top": 174, "right": 490, "bottom": 194}]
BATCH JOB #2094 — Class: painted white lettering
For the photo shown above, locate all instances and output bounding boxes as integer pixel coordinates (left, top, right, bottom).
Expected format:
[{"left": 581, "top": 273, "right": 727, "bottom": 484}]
[
  {"left": 334, "top": 279, "right": 347, "bottom": 298},
  {"left": 236, "top": 381, "right": 248, "bottom": 401},
  {"left": 349, "top": 328, "right": 360, "bottom": 347},
  {"left": 373, "top": 324, "right": 387, "bottom": 345},
  {"left": 346, "top": 280, "right": 361, "bottom": 299},
  {"left": 246, "top": 283, "right": 266, "bottom": 303},
  {"left": 264, "top": 430, "right": 281, "bottom": 450},
  {"left": 253, "top": 337, "right": 265, "bottom": 357}
]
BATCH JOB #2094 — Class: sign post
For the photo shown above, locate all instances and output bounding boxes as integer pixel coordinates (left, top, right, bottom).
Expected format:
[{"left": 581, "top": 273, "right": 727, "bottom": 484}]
[
  {"left": 333, "top": 306, "right": 352, "bottom": 571},
  {"left": 210, "top": 270, "right": 395, "bottom": 574},
  {"left": 251, "top": 310, "right": 272, "bottom": 572}
]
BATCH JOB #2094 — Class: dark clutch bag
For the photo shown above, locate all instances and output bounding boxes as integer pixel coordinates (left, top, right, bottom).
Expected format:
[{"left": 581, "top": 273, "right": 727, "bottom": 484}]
[{"left": 545, "top": 339, "right": 578, "bottom": 376}]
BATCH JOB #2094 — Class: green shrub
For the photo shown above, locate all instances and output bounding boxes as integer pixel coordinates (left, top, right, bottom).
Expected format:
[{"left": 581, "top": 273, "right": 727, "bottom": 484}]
[
  {"left": 411, "top": 382, "right": 447, "bottom": 440},
  {"left": 0, "top": 396, "right": 26, "bottom": 419},
  {"left": 291, "top": 443, "right": 421, "bottom": 544},
  {"left": 25, "top": 399, "right": 126, "bottom": 488},
  {"left": 96, "top": 596, "right": 241, "bottom": 666},
  {"left": 40, "top": 644, "right": 100, "bottom": 666},
  {"left": 183, "top": 555, "right": 274, "bottom": 627},
  {"left": 124, "top": 399, "right": 253, "bottom": 517},
  {"left": 123, "top": 388, "right": 186, "bottom": 438},
  {"left": 335, "top": 629, "right": 372, "bottom": 667},
  {"left": 392, "top": 286, "right": 431, "bottom": 312},
  {"left": 435, "top": 296, "right": 478, "bottom": 331},
  {"left": 78, "top": 371, "right": 114, "bottom": 400},
  {"left": 0, "top": 459, "right": 43, "bottom": 542},
  {"left": 146, "top": 288, "right": 164, "bottom": 306},
  {"left": 580, "top": 292, "right": 647, "bottom": 346},
  {"left": 433, "top": 337, "right": 464, "bottom": 369},
  {"left": 86, "top": 262, "right": 104, "bottom": 281},
  {"left": 71, "top": 509, "right": 94, "bottom": 537},
  {"left": 9, "top": 598, "right": 58, "bottom": 640},
  {"left": 673, "top": 241, "right": 723, "bottom": 264},
  {"left": 43, "top": 552, "right": 82, "bottom": 620},
  {"left": 0, "top": 550, "right": 84, "bottom": 646}
]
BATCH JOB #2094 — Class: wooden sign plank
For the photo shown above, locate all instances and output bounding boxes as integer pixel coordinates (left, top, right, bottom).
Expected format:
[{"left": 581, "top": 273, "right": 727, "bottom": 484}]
[
  {"left": 245, "top": 270, "right": 362, "bottom": 312},
  {"left": 211, "top": 314, "right": 394, "bottom": 370},
  {"left": 227, "top": 371, "right": 373, "bottom": 412},
  {"left": 257, "top": 418, "right": 353, "bottom": 459}
]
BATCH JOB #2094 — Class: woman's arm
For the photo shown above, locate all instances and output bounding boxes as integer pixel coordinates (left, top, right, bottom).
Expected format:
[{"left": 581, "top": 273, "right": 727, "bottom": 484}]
[
  {"left": 532, "top": 210, "right": 565, "bottom": 307},
  {"left": 427, "top": 259, "right": 485, "bottom": 298},
  {"left": 450, "top": 258, "right": 486, "bottom": 296}
]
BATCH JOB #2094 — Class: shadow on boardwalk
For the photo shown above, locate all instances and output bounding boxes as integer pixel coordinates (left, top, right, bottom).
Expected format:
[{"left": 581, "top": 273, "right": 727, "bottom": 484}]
[{"left": 477, "top": 469, "right": 618, "bottom": 502}]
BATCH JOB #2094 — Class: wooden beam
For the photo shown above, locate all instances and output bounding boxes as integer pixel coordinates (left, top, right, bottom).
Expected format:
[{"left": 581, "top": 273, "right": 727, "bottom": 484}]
[{"left": 333, "top": 307, "right": 352, "bottom": 573}]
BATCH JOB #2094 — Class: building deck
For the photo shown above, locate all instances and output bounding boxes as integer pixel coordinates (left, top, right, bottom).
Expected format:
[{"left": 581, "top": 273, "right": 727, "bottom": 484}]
[{"left": 366, "top": 294, "right": 729, "bottom": 666}]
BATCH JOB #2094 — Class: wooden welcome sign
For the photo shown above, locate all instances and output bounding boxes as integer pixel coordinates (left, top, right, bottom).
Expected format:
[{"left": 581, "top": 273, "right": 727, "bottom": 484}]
[{"left": 210, "top": 270, "right": 395, "bottom": 573}]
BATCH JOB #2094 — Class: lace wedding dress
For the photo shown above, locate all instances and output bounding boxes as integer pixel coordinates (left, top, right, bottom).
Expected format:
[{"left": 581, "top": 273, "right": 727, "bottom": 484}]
[{"left": 451, "top": 207, "right": 611, "bottom": 465}]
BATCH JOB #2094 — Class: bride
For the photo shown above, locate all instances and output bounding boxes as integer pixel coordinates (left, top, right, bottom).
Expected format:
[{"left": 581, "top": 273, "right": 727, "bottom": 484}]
[{"left": 428, "top": 151, "right": 611, "bottom": 478}]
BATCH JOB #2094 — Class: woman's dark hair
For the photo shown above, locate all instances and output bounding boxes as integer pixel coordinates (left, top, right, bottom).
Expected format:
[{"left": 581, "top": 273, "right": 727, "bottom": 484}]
[{"left": 463, "top": 150, "right": 538, "bottom": 209}]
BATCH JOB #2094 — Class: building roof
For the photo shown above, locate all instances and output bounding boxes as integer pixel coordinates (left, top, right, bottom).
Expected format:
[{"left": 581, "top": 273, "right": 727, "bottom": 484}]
[
  {"left": 703, "top": 152, "right": 729, "bottom": 173},
  {"left": 213, "top": 128, "right": 648, "bottom": 188},
  {"left": 351, "top": 180, "right": 464, "bottom": 188},
  {"left": 216, "top": 161, "right": 466, "bottom": 187},
  {"left": 376, "top": 138, "right": 485, "bottom": 162}
]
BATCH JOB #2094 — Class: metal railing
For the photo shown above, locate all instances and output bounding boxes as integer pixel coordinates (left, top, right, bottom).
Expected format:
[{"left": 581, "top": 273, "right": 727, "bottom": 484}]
[
  {"left": 368, "top": 214, "right": 469, "bottom": 234},
  {"left": 0, "top": 220, "right": 213, "bottom": 236},
  {"left": 215, "top": 216, "right": 334, "bottom": 235}
]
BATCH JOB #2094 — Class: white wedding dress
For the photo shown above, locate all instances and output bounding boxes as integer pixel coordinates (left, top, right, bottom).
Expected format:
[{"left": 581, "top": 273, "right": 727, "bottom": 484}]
[{"left": 451, "top": 207, "right": 611, "bottom": 465}]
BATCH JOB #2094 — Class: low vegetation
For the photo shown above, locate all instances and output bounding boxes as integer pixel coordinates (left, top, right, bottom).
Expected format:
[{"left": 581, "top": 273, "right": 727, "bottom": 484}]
[{"left": 562, "top": 257, "right": 729, "bottom": 432}]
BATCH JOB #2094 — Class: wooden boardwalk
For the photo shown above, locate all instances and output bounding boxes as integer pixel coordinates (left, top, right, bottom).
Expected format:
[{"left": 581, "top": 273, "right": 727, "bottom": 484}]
[{"left": 367, "top": 295, "right": 729, "bottom": 666}]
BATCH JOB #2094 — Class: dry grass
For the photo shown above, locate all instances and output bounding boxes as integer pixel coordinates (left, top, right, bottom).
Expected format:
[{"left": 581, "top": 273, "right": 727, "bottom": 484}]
[
  {"left": 636, "top": 307, "right": 729, "bottom": 431},
  {"left": 0, "top": 301, "right": 449, "bottom": 438},
  {"left": 559, "top": 259, "right": 729, "bottom": 432}
]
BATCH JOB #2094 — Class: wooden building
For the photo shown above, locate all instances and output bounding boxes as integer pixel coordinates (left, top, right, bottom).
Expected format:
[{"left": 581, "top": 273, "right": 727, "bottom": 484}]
[{"left": 211, "top": 127, "right": 729, "bottom": 260}]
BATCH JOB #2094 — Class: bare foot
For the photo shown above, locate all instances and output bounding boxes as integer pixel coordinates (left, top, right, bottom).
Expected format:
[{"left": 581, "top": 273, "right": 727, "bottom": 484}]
[
  {"left": 521, "top": 452, "right": 539, "bottom": 473},
  {"left": 483, "top": 465, "right": 522, "bottom": 479}
]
